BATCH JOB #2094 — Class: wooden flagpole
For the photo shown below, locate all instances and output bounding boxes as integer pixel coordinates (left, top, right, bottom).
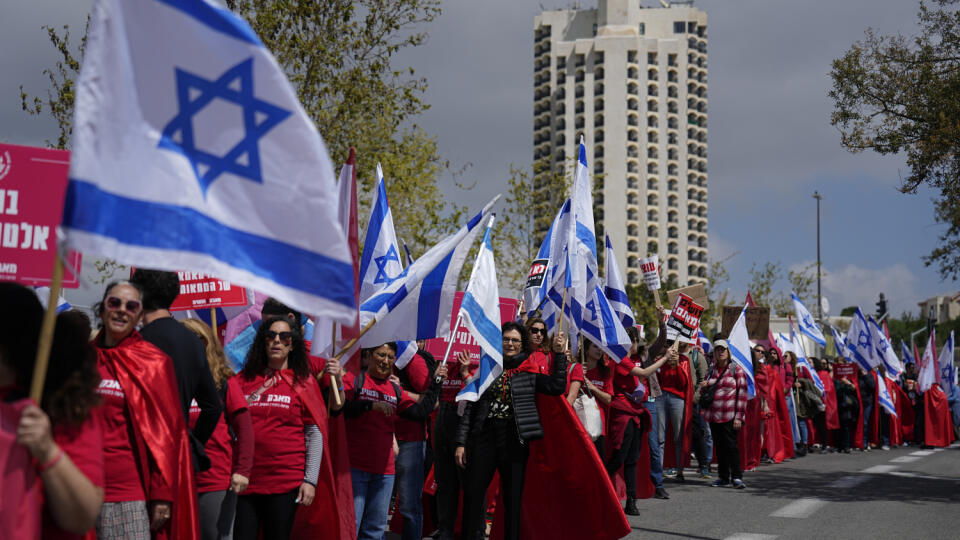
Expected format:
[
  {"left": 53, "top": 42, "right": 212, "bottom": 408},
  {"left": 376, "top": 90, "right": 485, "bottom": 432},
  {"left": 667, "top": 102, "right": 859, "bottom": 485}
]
[
  {"left": 210, "top": 308, "right": 219, "bottom": 346},
  {"left": 30, "top": 255, "right": 65, "bottom": 402}
]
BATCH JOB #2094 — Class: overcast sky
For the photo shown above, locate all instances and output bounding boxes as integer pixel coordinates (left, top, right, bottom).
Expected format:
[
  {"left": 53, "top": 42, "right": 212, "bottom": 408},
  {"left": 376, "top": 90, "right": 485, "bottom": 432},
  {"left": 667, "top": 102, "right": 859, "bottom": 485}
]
[{"left": 1, "top": 0, "right": 950, "bottom": 316}]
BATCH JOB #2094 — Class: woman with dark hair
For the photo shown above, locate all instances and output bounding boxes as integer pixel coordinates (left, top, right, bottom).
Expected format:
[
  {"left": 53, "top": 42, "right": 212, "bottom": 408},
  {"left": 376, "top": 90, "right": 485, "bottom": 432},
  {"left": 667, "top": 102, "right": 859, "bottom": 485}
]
[
  {"left": 342, "top": 342, "right": 445, "bottom": 540},
  {"left": 92, "top": 280, "right": 198, "bottom": 539},
  {"left": 582, "top": 338, "right": 613, "bottom": 458},
  {"left": 235, "top": 316, "right": 327, "bottom": 540},
  {"left": 0, "top": 283, "right": 104, "bottom": 539},
  {"left": 781, "top": 351, "right": 803, "bottom": 454},
  {"left": 527, "top": 317, "right": 582, "bottom": 404},
  {"left": 182, "top": 319, "right": 255, "bottom": 540},
  {"left": 454, "top": 322, "right": 567, "bottom": 540}
]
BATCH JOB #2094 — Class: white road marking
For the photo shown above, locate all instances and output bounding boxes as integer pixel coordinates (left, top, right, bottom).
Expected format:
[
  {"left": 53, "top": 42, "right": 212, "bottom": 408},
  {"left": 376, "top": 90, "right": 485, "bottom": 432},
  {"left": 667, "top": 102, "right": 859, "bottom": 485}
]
[
  {"left": 932, "top": 447, "right": 944, "bottom": 452},
  {"left": 889, "top": 456, "right": 921, "bottom": 463},
  {"left": 862, "top": 465, "right": 898, "bottom": 474},
  {"left": 828, "top": 476, "right": 868, "bottom": 489},
  {"left": 888, "top": 471, "right": 941, "bottom": 481},
  {"left": 910, "top": 450, "right": 934, "bottom": 456},
  {"left": 724, "top": 534, "right": 779, "bottom": 540},
  {"left": 770, "top": 498, "right": 826, "bottom": 518}
]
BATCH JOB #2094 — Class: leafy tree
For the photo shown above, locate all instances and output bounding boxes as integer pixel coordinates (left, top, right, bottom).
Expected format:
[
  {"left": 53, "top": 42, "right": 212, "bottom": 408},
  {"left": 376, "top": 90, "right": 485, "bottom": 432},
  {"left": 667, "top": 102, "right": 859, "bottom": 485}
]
[
  {"left": 746, "top": 261, "right": 782, "bottom": 310},
  {"left": 829, "top": 0, "right": 960, "bottom": 280},
  {"left": 744, "top": 261, "right": 820, "bottom": 317}
]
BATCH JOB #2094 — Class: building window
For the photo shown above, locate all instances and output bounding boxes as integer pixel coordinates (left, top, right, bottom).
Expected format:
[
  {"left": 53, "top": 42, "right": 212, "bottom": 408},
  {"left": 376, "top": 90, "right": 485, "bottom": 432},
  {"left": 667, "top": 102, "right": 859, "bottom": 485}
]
[
  {"left": 638, "top": 23, "right": 645, "bottom": 36},
  {"left": 647, "top": 69, "right": 658, "bottom": 81},
  {"left": 575, "top": 54, "right": 585, "bottom": 67},
  {"left": 668, "top": 53, "right": 677, "bottom": 67},
  {"left": 648, "top": 52, "right": 657, "bottom": 65},
  {"left": 688, "top": 22, "right": 697, "bottom": 33},
  {"left": 628, "top": 50, "right": 638, "bottom": 63},
  {"left": 557, "top": 57, "right": 566, "bottom": 69},
  {"left": 594, "top": 51, "right": 604, "bottom": 64},
  {"left": 674, "top": 21, "right": 686, "bottom": 34}
]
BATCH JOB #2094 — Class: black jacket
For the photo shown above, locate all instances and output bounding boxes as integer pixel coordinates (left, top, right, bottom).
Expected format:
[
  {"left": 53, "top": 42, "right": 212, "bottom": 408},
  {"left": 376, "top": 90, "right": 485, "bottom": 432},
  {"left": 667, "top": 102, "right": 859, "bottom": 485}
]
[{"left": 454, "top": 351, "right": 566, "bottom": 447}]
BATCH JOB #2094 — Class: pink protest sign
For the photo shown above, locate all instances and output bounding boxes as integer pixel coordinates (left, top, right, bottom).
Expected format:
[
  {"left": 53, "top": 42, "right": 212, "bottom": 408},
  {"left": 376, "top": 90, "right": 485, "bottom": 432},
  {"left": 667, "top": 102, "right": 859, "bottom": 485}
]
[
  {"left": 424, "top": 291, "right": 520, "bottom": 364},
  {"left": 168, "top": 271, "right": 248, "bottom": 311},
  {"left": 0, "top": 143, "right": 81, "bottom": 287}
]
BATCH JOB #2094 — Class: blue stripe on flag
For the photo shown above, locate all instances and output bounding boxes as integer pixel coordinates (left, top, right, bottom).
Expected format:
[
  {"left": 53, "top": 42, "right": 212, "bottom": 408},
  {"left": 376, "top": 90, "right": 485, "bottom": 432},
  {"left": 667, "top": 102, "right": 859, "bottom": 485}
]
[
  {"left": 415, "top": 250, "right": 454, "bottom": 339},
  {"left": 604, "top": 286, "right": 630, "bottom": 305},
  {"left": 460, "top": 292, "right": 503, "bottom": 351},
  {"left": 729, "top": 346, "right": 755, "bottom": 395},
  {"left": 358, "top": 180, "right": 390, "bottom": 283},
  {"left": 156, "top": 0, "right": 262, "bottom": 46},
  {"left": 64, "top": 179, "right": 356, "bottom": 308}
]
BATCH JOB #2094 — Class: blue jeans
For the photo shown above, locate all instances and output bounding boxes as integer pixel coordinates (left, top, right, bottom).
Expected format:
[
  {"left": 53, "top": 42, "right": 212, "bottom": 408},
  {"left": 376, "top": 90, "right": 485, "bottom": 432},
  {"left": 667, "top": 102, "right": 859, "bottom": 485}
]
[
  {"left": 785, "top": 391, "right": 800, "bottom": 445},
  {"left": 644, "top": 397, "right": 664, "bottom": 487},
  {"left": 351, "top": 468, "right": 395, "bottom": 540},
  {"left": 862, "top": 402, "right": 874, "bottom": 448},
  {"left": 797, "top": 416, "right": 808, "bottom": 445},
  {"left": 692, "top": 405, "right": 713, "bottom": 472},
  {"left": 395, "top": 441, "right": 425, "bottom": 540},
  {"left": 662, "top": 392, "right": 685, "bottom": 467}
]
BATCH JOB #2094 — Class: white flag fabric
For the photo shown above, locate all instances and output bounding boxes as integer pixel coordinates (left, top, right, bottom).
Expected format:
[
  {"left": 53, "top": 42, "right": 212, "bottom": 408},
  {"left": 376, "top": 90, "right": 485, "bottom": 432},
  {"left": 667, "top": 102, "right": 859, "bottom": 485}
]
[
  {"left": 580, "top": 279, "right": 632, "bottom": 363},
  {"left": 457, "top": 217, "right": 504, "bottom": 402},
  {"left": 845, "top": 308, "right": 877, "bottom": 371},
  {"left": 937, "top": 331, "right": 956, "bottom": 395},
  {"left": 358, "top": 196, "right": 498, "bottom": 346},
  {"left": 358, "top": 164, "right": 406, "bottom": 303},
  {"left": 727, "top": 305, "right": 756, "bottom": 398},
  {"left": 569, "top": 137, "right": 599, "bottom": 331},
  {"left": 868, "top": 317, "right": 902, "bottom": 380},
  {"left": 876, "top": 371, "right": 898, "bottom": 417},
  {"left": 394, "top": 341, "right": 420, "bottom": 370},
  {"left": 830, "top": 326, "right": 848, "bottom": 359},
  {"left": 63, "top": 0, "right": 354, "bottom": 321},
  {"left": 525, "top": 199, "right": 572, "bottom": 322},
  {"left": 776, "top": 333, "right": 796, "bottom": 356},
  {"left": 917, "top": 329, "right": 938, "bottom": 393},
  {"left": 793, "top": 293, "right": 826, "bottom": 347},
  {"left": 603, "top": 234, "right": 636, "bottom": 329},
  {"left": 791, "top": 326, "right": 824, "bottom": 396}
]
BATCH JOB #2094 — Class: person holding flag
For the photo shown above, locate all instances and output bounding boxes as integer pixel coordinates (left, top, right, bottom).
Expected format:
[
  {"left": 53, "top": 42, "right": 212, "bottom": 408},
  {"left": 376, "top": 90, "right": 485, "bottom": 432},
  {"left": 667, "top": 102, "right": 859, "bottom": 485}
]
[{"left": 701, "top": 337, "right": 749, "bottom": 489}]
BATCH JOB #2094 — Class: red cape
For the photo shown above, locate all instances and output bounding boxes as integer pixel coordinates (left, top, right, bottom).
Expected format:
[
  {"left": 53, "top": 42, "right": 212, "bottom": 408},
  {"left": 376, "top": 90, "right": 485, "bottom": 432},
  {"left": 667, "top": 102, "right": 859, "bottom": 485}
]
[
  {"left": 768, "top": 366, "right": 795, "bottom": 460},
  {"left": 662, "top": 360, "right": 694, "bottom": 469},
  {"left": 893, "top": 382, "right": 915, "bottom": 442},
  {"left": 818, "top": 370, "right": 840, "bottom": 430},
  {"left": 835, "top": 368, "right": 865, "bottom": 449},
  {"left": 491, "top": 394, "right": 630, "bottom": 540},
  {"left": 923, "top": 385, "right": 954, "bottom": 447},
  {"left": 287, "top": 370, "right": 355, "bottom": 540},
  {"left": 867, "top": 372, "right": 882, "bottom": 447},
  {"left": 97, "top": 331, "right": 199, "bottom": 540},
  {"left": 884, "top": 377, "right": 903, "bottom": 446},
  {"left": 755, "top": 365, "right": 789, "bottom": 462},
  {"left": 738, "top": 396, "right": 762, "bottom": 471},
  {"left": 0, "top": 398, "right": 43, "bottom": 539}
]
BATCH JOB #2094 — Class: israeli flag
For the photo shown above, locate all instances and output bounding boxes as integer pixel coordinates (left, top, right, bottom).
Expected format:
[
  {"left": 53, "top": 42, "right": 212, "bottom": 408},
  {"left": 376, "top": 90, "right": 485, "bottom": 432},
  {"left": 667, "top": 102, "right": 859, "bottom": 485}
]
[
  {"left": 918, "top": 329, "right": 938, "bottom": 392},
  {"left": 359, "top": 164, "right": 406, "bottom": 303},
  {"left": 359, "top": 196, "right": 498, "bottom": 346},
  {"left": 793, "top": 293, "right": 826, "bottom": 348},
  {"left": 457, "top": 217, "right": 503, "bottom": 402},
  {"left": 698, "top": 329, "right": 712, "bottom": 355},
  {"left": 581, "top": 276, "right": 632, "bottom": 363},
  {"left": 791, "top": 325, "right": 824, "bottom": 396},
  {"left": 868, "top": 317, "right": 902, "bottom": 380},
  {"left": 524, "top": 199, "right": 571, "bottom": 319},
  {"left": 937, "top": 331, "right": 956, "bottom": 394},
  {"left": 727, "top": 305, "right": 756, "bottom": 398},
  {"left": 34, "top": 287, "right": 72, "bottom": 314},
  {"left": 603, "top": 234, "right": 636, "bottom": 329},
  {"left": 776, "top": 333, "right": 795, "bottom": 356},
  {"left": 395, "top": 341, "right": 420, "bottom": 370},
  {"left": 845, "top": 307, "right": 877, "bottom": 371},
  {"left": 569, "top": 137, "right": 600, "bottom": 332},
  {"left": 63, "top": 0, "right": 354, "bottom": 321},
  {"left": 901, "top": 340, "right": 916, "bottom": 365},
  {"left": 830, "top": 326, "right": 848, "bottom": 359},
  {"left": 876, "top": 372, "right": 898, "bottom": 417}
]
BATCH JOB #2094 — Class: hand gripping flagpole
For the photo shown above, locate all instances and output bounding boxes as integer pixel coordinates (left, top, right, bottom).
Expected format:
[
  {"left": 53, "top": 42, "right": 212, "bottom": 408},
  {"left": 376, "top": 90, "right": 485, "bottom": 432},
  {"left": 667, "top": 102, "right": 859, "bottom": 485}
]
[
  {"left": 441, "top": 215, "right": 497, "bottom": 367},
  {"left": 30, "top": 254, "right": 65, "bottom": 402}
]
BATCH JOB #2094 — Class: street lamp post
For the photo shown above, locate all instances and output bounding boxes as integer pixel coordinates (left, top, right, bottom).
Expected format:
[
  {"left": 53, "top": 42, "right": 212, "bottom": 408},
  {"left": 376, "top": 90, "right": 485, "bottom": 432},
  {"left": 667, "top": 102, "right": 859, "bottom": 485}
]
[{"left": 813, "top": 191, "right": 823, "bottom": 323}]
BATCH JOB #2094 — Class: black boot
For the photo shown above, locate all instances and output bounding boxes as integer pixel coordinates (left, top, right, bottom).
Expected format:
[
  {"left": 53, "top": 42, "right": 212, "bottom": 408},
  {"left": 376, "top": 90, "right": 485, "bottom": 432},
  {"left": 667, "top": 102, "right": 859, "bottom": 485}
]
[{"left": 624, "top": 498, "right": 640, "bottom": 516}]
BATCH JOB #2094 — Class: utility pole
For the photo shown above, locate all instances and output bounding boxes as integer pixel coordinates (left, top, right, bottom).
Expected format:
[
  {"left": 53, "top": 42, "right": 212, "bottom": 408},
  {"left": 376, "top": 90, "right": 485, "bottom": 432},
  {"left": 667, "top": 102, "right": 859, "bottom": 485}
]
[{"left": 813, "top": 191, "right": 823, "bottom": 323}]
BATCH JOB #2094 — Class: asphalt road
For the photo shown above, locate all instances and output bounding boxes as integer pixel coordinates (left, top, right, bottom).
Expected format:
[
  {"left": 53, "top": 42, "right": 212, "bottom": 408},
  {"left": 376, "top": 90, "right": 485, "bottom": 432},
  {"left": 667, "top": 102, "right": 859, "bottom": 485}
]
[{"left": 623, "top": 442, "right": 960, "bottom": 540}]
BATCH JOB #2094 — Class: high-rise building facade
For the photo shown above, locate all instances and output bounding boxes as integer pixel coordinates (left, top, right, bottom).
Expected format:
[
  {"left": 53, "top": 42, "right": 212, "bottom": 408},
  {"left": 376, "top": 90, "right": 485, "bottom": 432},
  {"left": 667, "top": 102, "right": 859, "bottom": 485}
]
[{"left": 533, "top": 0, "right": 708, "bottom": 286}]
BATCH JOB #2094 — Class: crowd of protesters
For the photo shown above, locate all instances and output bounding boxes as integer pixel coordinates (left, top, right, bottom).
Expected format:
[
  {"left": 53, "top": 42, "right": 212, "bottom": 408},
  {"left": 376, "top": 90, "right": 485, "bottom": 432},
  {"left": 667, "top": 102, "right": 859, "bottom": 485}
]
[{"left": 2, "top": 272, "right": 958, "bottom": 540}]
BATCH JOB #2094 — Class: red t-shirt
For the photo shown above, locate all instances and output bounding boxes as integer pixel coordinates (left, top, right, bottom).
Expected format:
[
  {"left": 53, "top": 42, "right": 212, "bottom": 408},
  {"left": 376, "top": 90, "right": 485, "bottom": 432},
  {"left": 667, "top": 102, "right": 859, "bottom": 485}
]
[
  {"left": 96, "top": 365, "right": 147, "bottom": 502},
  {"left": 566, "top": 362, "right": 585, "bottom": 395},
  {"left": 611, "top": 358, "right": 645, "bottom": 414},
  {"left": 343, "top": 371, "right": 418, "bottom": 475},
  {"left": 585, "top": 366, "right": 614, "bottom": 436},
  {"left": 42, "top": 408, "right": 105, "bottom": 540},
  {"left": 440, "top": 353, "right": 480, "bottom": 403},
  {"left": 395, "top": 355, "right": 431, "bottom": 443},
  {"left": 658, "top": 360, "right": 689, "bottom": 399},
  {"left": 238, "top": 372, "right": 316, "bottom": 495},
  {"left": 188, "top": 378, "right": 249, "bottom": 493}
]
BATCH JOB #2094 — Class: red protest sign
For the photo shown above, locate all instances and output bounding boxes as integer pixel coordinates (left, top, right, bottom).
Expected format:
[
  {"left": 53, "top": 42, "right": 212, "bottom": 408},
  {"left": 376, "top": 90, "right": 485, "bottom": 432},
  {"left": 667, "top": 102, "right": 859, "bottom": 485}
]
[
  {"left": 168, "top": 271, "right": 247, "bottom": 311},
  {"left": 424, "top": 291, "right": 519, "bottom": 364},
  {"left": 0, "top": 143, "right": 81, "bottom": 287},
  {"left": 666, "top": 292, "right": 704, "bottom": 340}
]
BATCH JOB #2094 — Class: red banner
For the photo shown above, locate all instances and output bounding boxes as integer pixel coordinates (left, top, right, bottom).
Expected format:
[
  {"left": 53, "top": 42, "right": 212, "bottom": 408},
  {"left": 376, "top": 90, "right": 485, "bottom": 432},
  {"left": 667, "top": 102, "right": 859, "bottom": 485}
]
[
  {"left": 423, "top": 291, "right": 519, "bottom": 363},
  {"left": 168, "top": 271, "right": 247, "bottom": 311},
  {"left": 667, "top": 292, "right": 704, "bottom": 340},
  {"left": 0, "top": 143, "right": 81, "bottom": 287}
]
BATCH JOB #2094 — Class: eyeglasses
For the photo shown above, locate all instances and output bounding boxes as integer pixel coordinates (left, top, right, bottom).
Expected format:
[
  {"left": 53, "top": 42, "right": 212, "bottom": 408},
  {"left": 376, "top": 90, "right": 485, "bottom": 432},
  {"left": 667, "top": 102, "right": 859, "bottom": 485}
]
[
  {"left": 105, "top": 296, "right": 142, "bottom": 314},
  {"left": 529, "top": 327, "right": 546, "bottom": 336},
  {"left": 503, "top": 338, "right": 523, "bottom": 345},
  {"left": 265, "top": 330, "right": 293, "bottom": 344}
]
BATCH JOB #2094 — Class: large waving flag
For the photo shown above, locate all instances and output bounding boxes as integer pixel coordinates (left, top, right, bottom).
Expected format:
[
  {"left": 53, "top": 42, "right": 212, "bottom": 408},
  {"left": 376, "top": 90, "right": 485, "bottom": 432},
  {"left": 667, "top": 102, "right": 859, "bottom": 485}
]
[
  {"left": 457, "top": 217, "right": 503, "bottom": 402},
  {"left": 830, "top": 326, "right": 848, "bottom": 359},
  {"left": 359, "top": 164, "right": 406, "bottom": 302},
  {"left": 793, "top": 293, "right": 826, "bottom": 347},
  {"left": 876, "top": 372, "right": 898, "bottom": 416},
  {"left": 603, "top": 234, "right": 636, "bottom": 328},
  {"left": 917, "top": 329, "right": 938, "bottom": 392},
  {"left": 359, "top": 196, "right": 498, "bottom": 346},
  {"left": 525, "top": 199, "right": 572, "bottom": 321},
  {"left": 845, "top": 308, "right": 876, "bottom": 370},
  {"left": 868, "top": 317, "right": 902, "bottom": 380},
  {"left": 581, "top": 278, "right": 632, "bottom": 363},
  {"left": 937, "top": 331, "right": 956, "bottom": 395},
  {"left": 568, "top": 137, "right": 599, "bottom": 332},
  {"left": 776, "top": 332, "right": 796, "bottom": 356},
  {"left": 790, "top": 322, "right": 824, "bottom": 396},
  {"left": 726, "top": 305, "right": 756, "bottom": 398},
  {"left": 900, "top": 340, "right": 916, "bottom": 365},
  {"left": 64, "top": 0, "right": 354, "bottom": 321}
]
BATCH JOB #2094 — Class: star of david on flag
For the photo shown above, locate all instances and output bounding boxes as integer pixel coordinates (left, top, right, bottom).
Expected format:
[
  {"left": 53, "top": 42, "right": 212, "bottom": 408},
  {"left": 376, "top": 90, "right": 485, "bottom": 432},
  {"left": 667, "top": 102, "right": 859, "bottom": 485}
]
[
  {"left": 792, "top": 292, "right": 826, "bottom": 348},
  {"left": 358, "top": 163, "right": 406, "bottom": 303},
  {"left": 62, "top": 0, "right": 355, "bottom": 322},
  {"left": 374, "top": 245, "right": 406, "bottom": 286}
]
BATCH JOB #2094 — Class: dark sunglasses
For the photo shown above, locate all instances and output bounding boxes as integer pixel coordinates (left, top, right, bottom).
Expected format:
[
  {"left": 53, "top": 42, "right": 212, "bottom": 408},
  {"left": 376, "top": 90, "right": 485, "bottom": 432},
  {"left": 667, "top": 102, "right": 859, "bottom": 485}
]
[
  {"left": 530, "top": 327, "right": 547, "bottom": 336},
  {"left": 105, "top": 296, "right": 142, "bottom": 314},
  {"left": 265, "top": 330, "right": 293, "bottom": 344}
]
